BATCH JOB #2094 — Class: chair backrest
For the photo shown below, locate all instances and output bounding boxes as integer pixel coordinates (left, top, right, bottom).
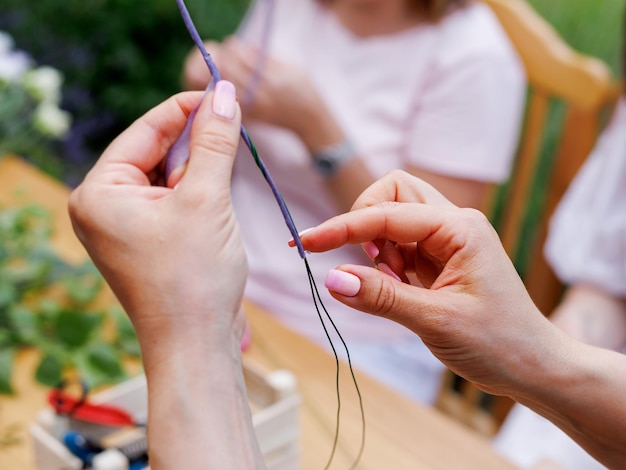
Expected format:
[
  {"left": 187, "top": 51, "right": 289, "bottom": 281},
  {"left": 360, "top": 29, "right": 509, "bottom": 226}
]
[{"left": 435, "top": 0, "right": 621, "bottom": 436}]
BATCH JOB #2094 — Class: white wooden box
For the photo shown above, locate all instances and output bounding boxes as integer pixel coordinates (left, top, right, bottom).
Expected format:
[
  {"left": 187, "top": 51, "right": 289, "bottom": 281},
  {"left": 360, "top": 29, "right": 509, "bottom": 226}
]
[{"left": 30, "top": 358, "right": 300, "bottom": 470}]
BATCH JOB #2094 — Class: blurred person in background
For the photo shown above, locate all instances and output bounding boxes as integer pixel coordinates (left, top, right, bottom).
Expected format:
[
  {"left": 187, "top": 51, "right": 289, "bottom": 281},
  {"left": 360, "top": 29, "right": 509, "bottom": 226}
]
[
  {"left": 493, "top": 17, "right": 626, "bottom": 466},
  {"left": 69, "top": 87, "right": 626, "bottom": 468},
  {"left": 182, "top": 0, "right": 526, "bottom": 405}
]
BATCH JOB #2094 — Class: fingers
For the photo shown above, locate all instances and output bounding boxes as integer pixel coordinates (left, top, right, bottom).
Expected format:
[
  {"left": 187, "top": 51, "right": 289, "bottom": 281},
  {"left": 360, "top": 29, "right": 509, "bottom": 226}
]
[
  {"left": 176, "top": 80, "right": 242, "bottom": 197},
  {"left": 223, "top": 38, "right": 260, "bottom": 74},
  {"left": 92, "top": 92, "right": 206, "bottom": 184},
  {"left": 323, "top": 264, "right": 447, "bottom": 333},
  {"left": 300, "top": 202, "right": 464, "bottom": 256},
  {"left": 351, "top": 170, "right": 456, "bottom": 211},
  {"left": 220, "top": 39, "right": 259, "bottom": 96}
]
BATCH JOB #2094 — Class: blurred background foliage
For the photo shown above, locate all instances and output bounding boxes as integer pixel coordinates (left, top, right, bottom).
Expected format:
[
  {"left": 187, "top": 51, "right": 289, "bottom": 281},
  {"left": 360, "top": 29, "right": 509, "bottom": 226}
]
[
  {"left": 0, "top": 0, "right": 250, "bottom": 184},
  {"left": 528, "top": 0, "right": 625, "bottom": 77},
  {"left": 0, "top": 0, "right": 623, "bottom": 185}
]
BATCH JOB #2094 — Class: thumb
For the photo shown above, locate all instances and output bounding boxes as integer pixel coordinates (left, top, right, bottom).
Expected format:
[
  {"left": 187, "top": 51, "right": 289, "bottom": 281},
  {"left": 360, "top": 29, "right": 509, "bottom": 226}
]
[
  {"left": 324, "top": 264, "right": 444, "bottom": 333},
  {"left": 176, "top": 80, "right": 242, "bottom": 194}
]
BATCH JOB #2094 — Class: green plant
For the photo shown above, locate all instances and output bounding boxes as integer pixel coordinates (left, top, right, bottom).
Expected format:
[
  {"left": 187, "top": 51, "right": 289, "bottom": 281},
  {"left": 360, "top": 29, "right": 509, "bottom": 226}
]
[
  {"left": 528, "top": 0, "right": 625, "bottom": 76},
  {"left": 0, "top": 0, "right": 250, "bottom": 182},
  {"left": 0, "top": 31, "right": 72, "bottom": 177},
  {"left": 0, "top": 204, "right": 140, "bottom": 394}
]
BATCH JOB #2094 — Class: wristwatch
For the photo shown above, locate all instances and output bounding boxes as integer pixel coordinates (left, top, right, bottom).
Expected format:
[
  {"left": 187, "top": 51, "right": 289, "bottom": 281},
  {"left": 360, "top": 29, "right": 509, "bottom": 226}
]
[{"left": 311, "top": 140, "right": 356, "bottom": 177}]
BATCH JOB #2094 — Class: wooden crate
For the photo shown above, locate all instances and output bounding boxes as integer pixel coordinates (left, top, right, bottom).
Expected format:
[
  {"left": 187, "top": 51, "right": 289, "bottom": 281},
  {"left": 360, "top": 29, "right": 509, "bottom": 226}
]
[{"left": 29, "top": 358, "right": 300, "bottom": 469}]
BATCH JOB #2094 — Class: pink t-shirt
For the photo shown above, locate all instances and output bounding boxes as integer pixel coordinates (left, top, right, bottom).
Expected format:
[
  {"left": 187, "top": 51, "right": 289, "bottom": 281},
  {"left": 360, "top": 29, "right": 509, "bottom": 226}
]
[{"left": 232, "top": 0, "right": 527, "bottom": 344}]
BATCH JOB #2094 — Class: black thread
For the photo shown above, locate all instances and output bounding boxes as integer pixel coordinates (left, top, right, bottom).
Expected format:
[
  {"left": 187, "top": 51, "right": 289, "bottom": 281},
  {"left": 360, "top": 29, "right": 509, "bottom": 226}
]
[{"left": 305, "top": 258, "right": 366, "bottom": 469}]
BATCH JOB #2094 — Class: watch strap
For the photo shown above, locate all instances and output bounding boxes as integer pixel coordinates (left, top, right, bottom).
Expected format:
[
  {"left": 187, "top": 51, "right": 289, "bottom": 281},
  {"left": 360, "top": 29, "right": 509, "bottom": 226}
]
[{"left": 311, "top": 140, "right": 356, "bottom": 177}]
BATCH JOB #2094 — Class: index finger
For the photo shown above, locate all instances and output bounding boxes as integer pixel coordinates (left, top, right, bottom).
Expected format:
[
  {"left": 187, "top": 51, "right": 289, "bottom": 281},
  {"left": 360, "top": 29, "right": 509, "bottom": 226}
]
[
  {"left": 301, "top": 202, "right": 454, "bottom": 252},
  {"left": 351, "top": 170, "right": 456, "bottom": 211}
]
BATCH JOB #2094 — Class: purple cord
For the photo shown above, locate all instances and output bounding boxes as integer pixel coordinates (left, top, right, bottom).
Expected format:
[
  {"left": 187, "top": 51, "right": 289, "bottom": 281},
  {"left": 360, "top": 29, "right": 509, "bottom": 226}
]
[{"left": 172, "top": 0, "right": 305, "bottom": 259}]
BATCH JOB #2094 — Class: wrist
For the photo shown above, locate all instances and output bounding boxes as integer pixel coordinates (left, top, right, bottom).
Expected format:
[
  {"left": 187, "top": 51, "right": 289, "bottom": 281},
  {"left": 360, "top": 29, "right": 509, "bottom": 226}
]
[
  {"left": 144, "top": 343, "right": 261, "bottom": 468},
  {"left": 311, "top": 139, "right": 357, "bottom": 177},
  {"left": 132, "top": 307, "right": 245, "bottom": 373},
  {"left": 505, "top": 324, "right": 583, "bottom": 405},
  {"left": 295, "top": 94, "right": 344, "bottom": 151}
]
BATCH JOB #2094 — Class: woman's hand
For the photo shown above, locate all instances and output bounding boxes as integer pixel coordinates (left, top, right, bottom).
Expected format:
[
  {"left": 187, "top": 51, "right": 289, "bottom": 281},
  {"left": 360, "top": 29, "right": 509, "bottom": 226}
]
[
  {"left": 184, "top": 37, "right": 333, "bottom": 146},
  {"left": 69, "top": 83, "right": 265, "bottom": 469},
  {"left": 68, "top": 84, "right": 247, "bottom": 363},
  {"left": 300, "top": 170, "right": 567, "bottom": 397}
]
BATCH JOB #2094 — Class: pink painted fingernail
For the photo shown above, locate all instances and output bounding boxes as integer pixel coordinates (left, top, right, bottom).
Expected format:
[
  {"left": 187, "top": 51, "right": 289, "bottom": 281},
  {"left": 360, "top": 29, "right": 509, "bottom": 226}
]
[
  {"left": 288, "top": 227, "right": 314, "bottom": 247},
  {"left": 378, "top": 263, "right": 401, "bottom": 281},
  {"left": 362, "top": 241, "right": 379, "bottom": 261},
  {"left": 325, "top": 269, "right": 361, "bottom": 297},
  {"left": 240, "top": 323, "right": 252, "bottom": 351},
  {"left": 212, "top": 80, "right": 236, "bottom": 119}
]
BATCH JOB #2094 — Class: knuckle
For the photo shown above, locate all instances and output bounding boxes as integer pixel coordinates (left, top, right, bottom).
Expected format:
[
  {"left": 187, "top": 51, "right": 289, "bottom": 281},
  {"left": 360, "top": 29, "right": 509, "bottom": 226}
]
[
  {"left": 67, "top": 186, "right": 91, "bottom": 229},
  {"left": 457, "top": 207, "right": 492, "bottom": 231}
]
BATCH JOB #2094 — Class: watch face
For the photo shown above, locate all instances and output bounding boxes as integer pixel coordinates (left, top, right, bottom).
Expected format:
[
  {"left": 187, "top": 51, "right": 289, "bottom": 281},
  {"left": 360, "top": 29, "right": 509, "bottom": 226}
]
[
  {"left": 317, "top": 157, "right": 335, "bottom": 173},
  {"left": 312, "top": 140, "right": 355, "bottom": 176}
]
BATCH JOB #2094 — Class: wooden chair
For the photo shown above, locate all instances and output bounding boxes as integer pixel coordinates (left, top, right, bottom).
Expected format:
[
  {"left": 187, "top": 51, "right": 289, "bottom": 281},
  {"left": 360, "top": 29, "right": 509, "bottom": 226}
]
[{"left": 434, "top": 0, "right": 621, "bottom": 436}]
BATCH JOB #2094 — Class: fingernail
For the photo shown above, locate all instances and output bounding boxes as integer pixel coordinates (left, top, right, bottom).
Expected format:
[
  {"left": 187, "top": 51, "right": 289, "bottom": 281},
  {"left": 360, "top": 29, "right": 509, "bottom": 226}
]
[
  {"left": 212, "top": 80, "right": 236, "bottom": 119},
  {"left": 362, "top": 241, "right": 379, "bottom": 261},
  {"left": 288, "top": 227, "right": 314, "bottom": 247},
  {"left": 240, "top": 324, "right": 252, "bottom": 351},
  {"left": 299, "top": 227, "right": 314, "bottom": 237},
  {"left": 325, "top": 269, "right": 361, "bottom": 297},
  {"left": 377, "top": 263, "right": 402, "bottom": 281}
]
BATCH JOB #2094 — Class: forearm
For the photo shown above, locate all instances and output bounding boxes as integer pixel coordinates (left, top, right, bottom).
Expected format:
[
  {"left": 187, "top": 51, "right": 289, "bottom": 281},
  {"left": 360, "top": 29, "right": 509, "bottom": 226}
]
[
  {"left": 511, "top": 333, "right": 626, "bottom": 468},
  {"left": 295, "top": 102, "right": 376, "bottom": 212},
  {"left": 142, "top": 337, "right": 265, "bottom": 469},
  {"left": 405, "top": 165, "right": 491, "bottom": 210},
  {"left": 550, "top": 284, "right": 626, "bottom": 350},
  {"left": 298, "top": 102, "right": 492, "bottom": 213}
]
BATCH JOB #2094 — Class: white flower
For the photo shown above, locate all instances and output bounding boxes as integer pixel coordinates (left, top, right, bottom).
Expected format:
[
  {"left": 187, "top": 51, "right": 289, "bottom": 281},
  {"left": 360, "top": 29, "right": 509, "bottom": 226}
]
[
  {"left": 0, "top": 31, "right": 14, "bottom": 56},
  {"left": 33, "top": 102, "right": 72, "bottom": 138},
  {"left": 0, "top": 51, "right": 31, "bottom": 83},
  {"left": 23, "top": 66, "right": 63, "bottom": 103},
  {"left": 0, "top": 31, "right": 31, "bottom": 83}
]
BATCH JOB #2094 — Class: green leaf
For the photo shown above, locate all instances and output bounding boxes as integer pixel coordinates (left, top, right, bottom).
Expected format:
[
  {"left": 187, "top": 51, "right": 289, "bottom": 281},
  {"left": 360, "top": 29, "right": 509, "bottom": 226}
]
[
  {"left": 3, "top": 258, "right": 52, "bottom": 289},
  {"left": 35, "top": 353, "right": 63, "bottom": 388},
  {"left": 8, "top": 304, "right": 38, "bottom": 344},
  {"left": 0, "top": 284, "right": 17, "bottom": 310},
  {"left": 87, "top": 342, "right": 124, "bottom": 377},
  {"left": 62, "top": 269, "right": 102, "bottom": 306},
  {"left": 75, "top": 342, "right": 126, "bottom": 388},
  {"left": 54, "top": 310, "right": 103, "bottom": 349},
  {"left": 110, "top": 307, "right": 140, "bottom": 357},
  {"left": 0, "top": 328, "right": 13, "bottom": 348},
  {"left": 0, "top": 347, "right": 15, "bottom": 395},
  {"left": 62, "top": 262, "right": 104, "bottom": 305}
]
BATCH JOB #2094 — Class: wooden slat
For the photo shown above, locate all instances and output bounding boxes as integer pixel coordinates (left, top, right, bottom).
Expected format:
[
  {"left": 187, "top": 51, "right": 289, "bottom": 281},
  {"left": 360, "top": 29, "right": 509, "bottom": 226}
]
[
  {"left": 483, "top": 0, "right": 612, "bottom": 109},
  {"left": 499, "top": 90, "right": 549, "bottom": 256}
]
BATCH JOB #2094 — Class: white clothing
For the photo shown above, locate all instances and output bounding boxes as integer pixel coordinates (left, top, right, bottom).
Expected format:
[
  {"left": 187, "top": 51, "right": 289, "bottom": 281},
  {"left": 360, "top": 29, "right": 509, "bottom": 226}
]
[
  {"left": 493, "top": 98, "right": 626, "bottom": 470},
  {"left": 493, "top": 404, "right": 606, "bottom": 470},
  {"left": 545, "top": 97, "right": 626, "bottom": 297},
  {"left": 232, "top": 0, "right": 526, "bottom": 402}
]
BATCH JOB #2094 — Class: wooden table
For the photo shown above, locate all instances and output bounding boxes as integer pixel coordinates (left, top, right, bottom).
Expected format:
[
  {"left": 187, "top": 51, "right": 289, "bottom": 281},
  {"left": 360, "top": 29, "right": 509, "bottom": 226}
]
[{"left": 0, "top": 156, "right": 516, "bottom": 469}]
